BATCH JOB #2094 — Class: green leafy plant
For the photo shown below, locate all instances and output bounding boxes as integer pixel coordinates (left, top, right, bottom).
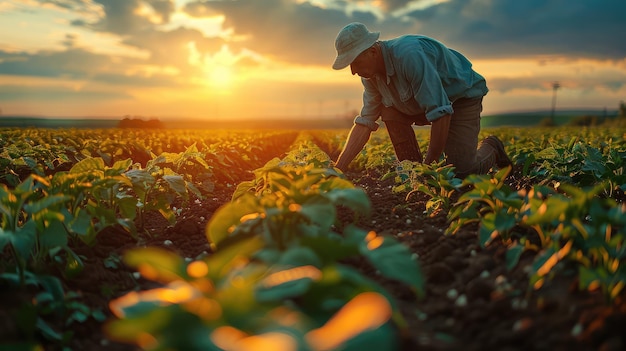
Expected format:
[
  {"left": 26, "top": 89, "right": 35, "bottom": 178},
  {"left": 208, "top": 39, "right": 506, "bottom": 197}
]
[
  {"left": 106, "top": 244, "right": 402, "bottom": 351},
  {"left": 448, "top": 167, "right": 626, "bottom": 302},
  {"left": 50, "top": 157, "right": 138, "bottom": 244},
  {"left": 107, "top": 144, "right": 425, "bottom": 350},
  {"left": 383, "top": 160, "right": 462, "bottom": 217},
  {"left": 0, "top": 174, "right": 79, "bottom": 284},
  {"left": 523, "top": 182, "right": 626, "bottom": 301},
  {"left": 0, "top": 271, "right": 105, "bottom": 349},
  {"left": 522, "top": 137, "right": 626, "bottom": 196},
  {"left": 446, "top": 166, "right": 520, "bottom": 246},
  {"left": 124, "top": 152, "right": 203, "bottom": 232}
]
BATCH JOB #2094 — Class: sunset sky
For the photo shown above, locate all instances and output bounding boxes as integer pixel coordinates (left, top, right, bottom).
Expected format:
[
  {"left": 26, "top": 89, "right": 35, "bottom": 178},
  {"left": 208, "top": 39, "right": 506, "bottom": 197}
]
[{"left": 1, "top": 0, "right": 625, "bottom": 121}]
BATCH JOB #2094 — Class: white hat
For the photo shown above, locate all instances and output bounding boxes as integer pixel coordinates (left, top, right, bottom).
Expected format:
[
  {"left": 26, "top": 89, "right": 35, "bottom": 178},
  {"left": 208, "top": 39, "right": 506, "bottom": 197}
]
[{"left": 332, "top": 22, "right": 380, "bottom": 70}]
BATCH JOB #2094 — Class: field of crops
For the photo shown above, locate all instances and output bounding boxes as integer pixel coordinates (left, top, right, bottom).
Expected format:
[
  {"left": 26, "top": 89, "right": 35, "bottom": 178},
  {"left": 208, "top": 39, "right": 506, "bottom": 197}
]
[{"left": 1, "top": 124, "right": 625, "bottom": 351}]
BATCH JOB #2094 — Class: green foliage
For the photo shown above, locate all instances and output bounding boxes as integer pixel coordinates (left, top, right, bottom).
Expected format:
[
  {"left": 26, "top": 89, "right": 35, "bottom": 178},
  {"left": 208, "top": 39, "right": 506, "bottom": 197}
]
[
  {"left": 448, "top": 167, "right": 626, "bottom": 302},
  {"left": 528, "top": 139, "right": 626, "bottom": 191},
  {"left": 447, "top": 167, "right": 518, "bottom": 246},
  {"left": 383, "top": 160, "right": 462, "bottom": 217},
  {"left": 106, "top": 245, "right": 400, "bottom": 351},
  {"left": 0, "top": 271, "right": 105, "bottom": 349},
  {"left": 125, "top": 148, "right": 203, "bottom": 232},
  {"left": 50, "top": 157, "right": 137, "bottom": 245},
  {"left": 108, "top": 134, "right": 424, "bottom": 351},
  {"left": 0, "top": 174, "right": 79, "bottom": 285},
  {"left": 3, "top": 125, "right": 626, "bottom": 350}
]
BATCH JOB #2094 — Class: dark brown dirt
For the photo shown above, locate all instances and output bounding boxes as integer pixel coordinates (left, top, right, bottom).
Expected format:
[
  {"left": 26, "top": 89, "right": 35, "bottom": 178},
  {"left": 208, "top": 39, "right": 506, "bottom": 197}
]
[{"left": 2, "top": 155, "right": 626, "bottom": 351}]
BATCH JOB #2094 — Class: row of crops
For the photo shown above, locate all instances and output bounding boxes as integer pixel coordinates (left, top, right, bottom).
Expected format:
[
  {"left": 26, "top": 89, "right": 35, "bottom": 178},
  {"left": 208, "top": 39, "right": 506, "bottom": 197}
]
[
  {"left": 378, "top": 126, "right": 626, "bottom": 302},
  {"left": 0, "top": 128, "right": 299, "bottom": 349},
  {"left": 1, "top": 125, "right": 626, "bottom": 350}
]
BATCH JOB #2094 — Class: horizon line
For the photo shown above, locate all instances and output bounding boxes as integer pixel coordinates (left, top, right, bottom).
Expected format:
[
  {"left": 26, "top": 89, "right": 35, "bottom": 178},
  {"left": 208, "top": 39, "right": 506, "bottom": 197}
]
[{"left": 0, "top": 107, "right": 619, "bottom": 121}]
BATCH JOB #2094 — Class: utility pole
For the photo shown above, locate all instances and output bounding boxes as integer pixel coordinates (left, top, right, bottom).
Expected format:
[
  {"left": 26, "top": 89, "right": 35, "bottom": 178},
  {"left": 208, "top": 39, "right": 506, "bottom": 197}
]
[{"left": 550, "top": 81, "right": 560, "bottom": 123}]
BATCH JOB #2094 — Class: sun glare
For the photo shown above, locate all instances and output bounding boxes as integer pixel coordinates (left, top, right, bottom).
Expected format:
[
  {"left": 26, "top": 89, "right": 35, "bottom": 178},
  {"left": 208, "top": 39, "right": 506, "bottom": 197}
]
[{"left": 209, "top": 65, "right": 233, "bottom": 87}]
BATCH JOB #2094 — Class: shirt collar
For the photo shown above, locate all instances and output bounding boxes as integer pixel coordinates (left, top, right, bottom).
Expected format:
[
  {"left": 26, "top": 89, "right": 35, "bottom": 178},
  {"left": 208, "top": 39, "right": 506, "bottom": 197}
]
[{"left": 378, "top": 40, "right": 395, "bottom": 85}]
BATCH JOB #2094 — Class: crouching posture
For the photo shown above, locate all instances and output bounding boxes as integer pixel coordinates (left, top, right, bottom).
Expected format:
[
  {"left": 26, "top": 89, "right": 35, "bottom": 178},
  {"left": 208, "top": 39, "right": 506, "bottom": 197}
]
[{"left": 332, "top": 22, "right": 510, "bottom": 177}]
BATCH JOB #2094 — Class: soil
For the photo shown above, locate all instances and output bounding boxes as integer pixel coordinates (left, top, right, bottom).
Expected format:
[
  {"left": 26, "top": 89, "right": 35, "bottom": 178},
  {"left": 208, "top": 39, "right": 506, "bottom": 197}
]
[{"left": 2, "top": 139, "right": 626, "bottom": 351}]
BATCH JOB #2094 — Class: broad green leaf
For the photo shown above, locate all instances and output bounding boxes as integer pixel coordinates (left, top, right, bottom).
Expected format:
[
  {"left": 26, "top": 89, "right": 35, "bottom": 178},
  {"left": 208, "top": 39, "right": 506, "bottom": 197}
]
[
  {"left": 70, "top": 157, "right": 105, "bottom": 174},
  {"left": 356, "top": 231, "right": 424, "bottom": 297},
  {"left": 299, "top": 200, "right": 336, "bottom": 230},
  {"left": 108, "top": 158, "right": 132, "bottom": 175},
  {"left": 117, "top": 196, "right": 138, "bottom": 220},
  {"left": 38, "top": 220, "right": 68, "bottom": 250},
  {"left": 478, "top": 213, "right": 497, "bottom": 247},
  {"left": 578, "top": 266, "right": 600, "bottom": 290},
  {"left": 163, "top": 174, "right": 187, "bottom": 195},
  {"left": 505, "top": 243, "right": 524, "bottom": 271},
  {"left": 34, "top": 273, "right": 65, "bottom": 301},
  {"left": 339, "top": 321, "right": 398, "bottom": 351},
  {"left": 123, "top": 247, "right": 186, "bottom": 284},
  {"left": 253, "top": 248, "right": 281, "bottom": 264},
  {"left": 255, "top": 268, "right": 317, "bottom": 302},
  {"left": 306, "top": 264, "right": 397, "bottom": 314},
  {"left": 494, "top": 210, "right": 517, "bottom": 233},
  {"left": 107, "top": 303, "right": 175, "bottom": 332},
  {"left": 24, "top": 195, "right": 70, "bottom": 214},
  {"left": 232, "top": 180, "right": 257, "bottom": 200},
  {"left": 277, "top": 246, "right": 322, "bottom": 268},
  {"left": 63, "top": 247, "right": 85, "bottom": 279},
  {"left": 536, "top": 147, "right": 558, "bottom": 159},
  {"left": 525, "top": 197, "right": 569, "bottom": 224},
  {"left": 206, "top": 236, "right": 265, "bottom": 282},
  {"left": 325, "top": 188, "right": 371, "bottom": 217},
  {"left": 22, "top": 156, "right": 38, "bottom": 171},
  {"left": 125, "top": 169, "right": 154, "bottom": 187},
  {"left": 3, "top": 220, "right": 37, "bottom": 261},
  {"left": 206, "top": 194, "right": 262, "bottom": 246}
]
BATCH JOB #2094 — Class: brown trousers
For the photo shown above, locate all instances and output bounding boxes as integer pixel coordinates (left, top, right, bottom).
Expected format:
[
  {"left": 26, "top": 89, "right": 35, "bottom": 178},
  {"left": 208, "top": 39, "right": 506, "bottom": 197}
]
[{"left": 381, "top": 97, "right": 497, "bottom": 178}]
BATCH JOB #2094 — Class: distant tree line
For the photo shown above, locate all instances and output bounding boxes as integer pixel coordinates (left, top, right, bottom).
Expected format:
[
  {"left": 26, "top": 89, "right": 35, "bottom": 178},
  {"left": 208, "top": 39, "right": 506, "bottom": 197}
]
[
  {"left": 538, "top": 101, "right": 626, "bottom": 127},
  {"left": 117, "top": 116, "right": 164, "bottom": 129}
]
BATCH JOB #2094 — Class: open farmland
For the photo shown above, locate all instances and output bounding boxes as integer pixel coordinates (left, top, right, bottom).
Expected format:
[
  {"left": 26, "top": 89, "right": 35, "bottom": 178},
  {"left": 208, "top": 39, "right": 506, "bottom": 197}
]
[{"left": 1, "top": 125, "right": 625, "bottom": 351}]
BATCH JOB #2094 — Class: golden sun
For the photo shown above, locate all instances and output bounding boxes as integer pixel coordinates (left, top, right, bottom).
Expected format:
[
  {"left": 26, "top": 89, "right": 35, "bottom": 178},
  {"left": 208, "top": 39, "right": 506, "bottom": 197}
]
[{"left": 208, "top": 65, "right": 233, "bottom": 87}]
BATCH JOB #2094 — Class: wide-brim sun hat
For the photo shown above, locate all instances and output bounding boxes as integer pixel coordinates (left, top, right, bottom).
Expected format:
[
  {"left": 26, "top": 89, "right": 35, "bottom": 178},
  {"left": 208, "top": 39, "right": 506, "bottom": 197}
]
[{"left": 332, "top": 22, "right": 380, "bottom": 70}]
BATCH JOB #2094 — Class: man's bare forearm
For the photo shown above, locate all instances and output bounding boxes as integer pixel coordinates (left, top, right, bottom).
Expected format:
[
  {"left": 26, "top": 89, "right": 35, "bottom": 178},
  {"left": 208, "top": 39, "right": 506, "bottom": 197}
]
[{"left": 335, "top": 123, "right": 372, "bottom": 171}]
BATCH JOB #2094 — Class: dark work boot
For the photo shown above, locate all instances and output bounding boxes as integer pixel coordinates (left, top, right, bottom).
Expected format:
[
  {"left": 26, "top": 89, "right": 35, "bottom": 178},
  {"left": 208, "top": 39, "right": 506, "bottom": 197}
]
[{"left": 482, "top": 136, "right": 511, "bottom": 168}]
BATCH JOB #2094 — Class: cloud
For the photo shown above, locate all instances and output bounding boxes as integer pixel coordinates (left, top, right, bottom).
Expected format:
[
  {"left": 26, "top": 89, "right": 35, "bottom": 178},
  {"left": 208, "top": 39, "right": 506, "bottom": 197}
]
[
  {"left": 22, "top": 0, "right": 626, "bottom": 69},
  {"left": 398, "top": 0, "right": 626, "bottom": 60},
  {"left": 120, "top": 27, "right": 223, "bottom": 70},
  {"left": 179, "top": 0, "right": 626, "bottom": 68},
  {"left": 70, "top": 0, "right": 158, "bottom": 35},
  {"left": 0, "top": 84, "right": 132, "bottom": 101},
  {"left": 2, "top": 0, "right": 625, "bottom": 117},
  {"left": 0, "top": 48, "right": 189, "bottom": 88},
  {"left": 184, "top": 0, "right": 353, "bottom": 66},
  {"left": 0, "top": 49, "right": 112, "bottom": 79}
]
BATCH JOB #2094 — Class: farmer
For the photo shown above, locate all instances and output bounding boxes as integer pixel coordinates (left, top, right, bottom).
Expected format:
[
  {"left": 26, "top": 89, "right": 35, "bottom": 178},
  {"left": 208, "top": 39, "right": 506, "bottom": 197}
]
[{"left": 332, "top": 22, "right": 511, "bottom": 178}]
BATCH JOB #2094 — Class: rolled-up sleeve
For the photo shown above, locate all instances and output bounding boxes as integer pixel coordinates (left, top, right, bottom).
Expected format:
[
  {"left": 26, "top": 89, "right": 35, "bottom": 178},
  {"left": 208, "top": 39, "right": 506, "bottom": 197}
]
[
  {"left": 426, "top": 105, "right": 453, "bottom": 121},
  {"left": 354, "top": 115, "right": 379, "bottom": 131}
]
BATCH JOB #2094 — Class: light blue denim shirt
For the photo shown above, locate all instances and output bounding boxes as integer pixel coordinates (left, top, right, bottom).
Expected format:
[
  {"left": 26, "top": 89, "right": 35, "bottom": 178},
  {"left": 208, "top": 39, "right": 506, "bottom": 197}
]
[{"left": 355, "top": 35, "right": 488, "bottom": 131}]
